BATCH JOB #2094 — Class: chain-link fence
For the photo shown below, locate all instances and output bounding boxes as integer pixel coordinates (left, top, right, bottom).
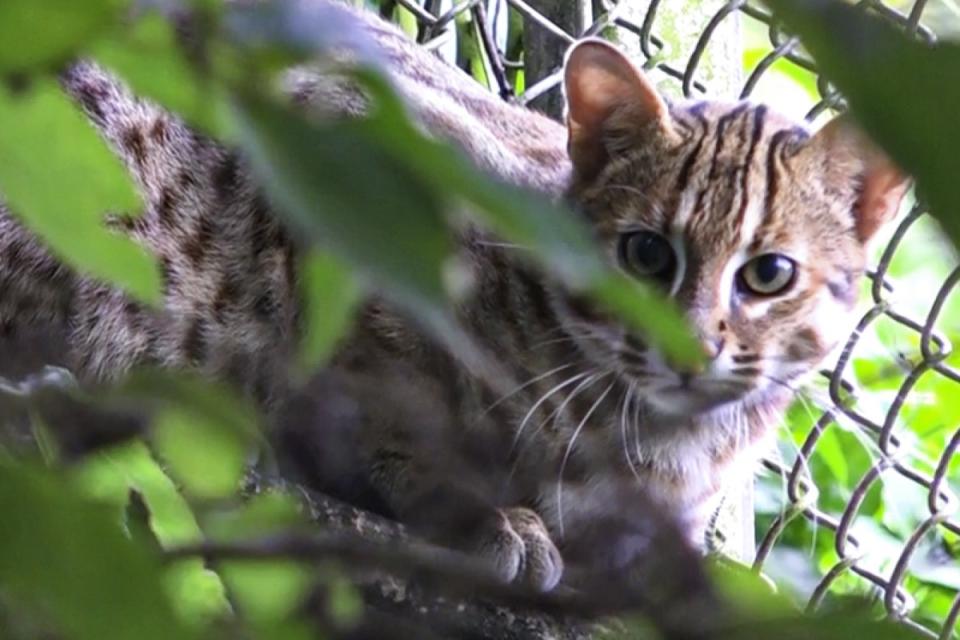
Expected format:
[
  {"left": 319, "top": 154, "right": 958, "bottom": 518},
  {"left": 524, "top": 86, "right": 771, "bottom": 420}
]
[{"left": 373, "top": 0, "right": 960, "bottom": 637}]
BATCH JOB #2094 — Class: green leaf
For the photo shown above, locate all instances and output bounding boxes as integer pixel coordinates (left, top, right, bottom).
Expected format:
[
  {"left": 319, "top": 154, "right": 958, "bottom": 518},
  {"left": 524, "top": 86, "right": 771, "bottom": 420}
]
[
  {"left": 72, "top": 440, "right": 231, "bottom": 624},
  {"left": 0, "top": 0, "right": 128, "bottom": 73},
  {"left": 126, "top": 374, "right": 258, "bottom": 500},
  {"left": 90, "top": 12, "right": 228, "bottom": 135},
  {"left": 204, "top": 494, "right": 313, "bottom": 623},
  {"left": 591, "top": 273, "right": 703, "bottom": 365},
  {"left": 393, "top": 5, "right": 420, "bottom": 39},
  {"left": 0, "top": 80, "right": 161, "bottom": 302},
  {"left": 298, "top": 250, "right": 361, "bottom": 373},
  {"left": 0, "top": 462, "right": 194, "bottom": 640},
  {"left": 116, "top": 371, "right": 259, "bottom": 447},
  {"left": 766, "top": 0, "right": 960, "bottom": 247},
  {"left": 74, "top": 440, "right": 203, "bottom": 544},
  {"left": 231, "top": 90, "right": 453, "bottom": 308},
  {"left": 98, "top": 371, "right": 259, "bottom": 500},
  {"left": 324, "top": 573, "right": 363, "bottom": 627},
  {"left": 718, "top": 612, "right": 930, "bottom": 640},
  {"left": 153, "top": 407, "right": 249, "bottom": 499}
]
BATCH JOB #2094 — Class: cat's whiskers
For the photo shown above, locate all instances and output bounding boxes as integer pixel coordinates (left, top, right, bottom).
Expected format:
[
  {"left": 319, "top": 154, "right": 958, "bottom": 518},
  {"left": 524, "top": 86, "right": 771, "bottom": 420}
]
[
  {"left": 481, "top": 362, "right": 576, "bottom": 416},
  {"left": 620, "top": 381, "right": 644, "bottom": 483},
  {"left": 761, "top": 371, "right": 806, "bottom": 397},
  {"left": 529, "top": 334, "right": 580, "bottom": 351},
  {"left": 631, "top": 382, "right": 647, "bottom": 467},
  {"left": 511, "top": 370, "right": 593, "bottom": 452},
  {"left": 529, "top": 371, "right": 607, "bottom": 445},
  {"left": 556, "top": 379, "right": 615, "bottom": 539},
  {"left": 472, "top": 240, "right": 528, "bottom": 251},
  {"left": 508, "top": 370, "right": 604, "bottom": 481}
]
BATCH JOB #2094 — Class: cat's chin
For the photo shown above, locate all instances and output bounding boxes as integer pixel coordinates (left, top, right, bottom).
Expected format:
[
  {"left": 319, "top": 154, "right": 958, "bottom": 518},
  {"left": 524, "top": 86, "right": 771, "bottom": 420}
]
[{"left": 641, "top": 385, "right": 743, "bottom": 421}]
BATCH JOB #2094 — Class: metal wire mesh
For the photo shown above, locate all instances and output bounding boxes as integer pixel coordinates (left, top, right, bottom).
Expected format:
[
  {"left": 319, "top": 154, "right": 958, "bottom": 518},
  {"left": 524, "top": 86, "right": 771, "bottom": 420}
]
[{"left": 378, "top": 0, "right": 960, "bottom": 637}]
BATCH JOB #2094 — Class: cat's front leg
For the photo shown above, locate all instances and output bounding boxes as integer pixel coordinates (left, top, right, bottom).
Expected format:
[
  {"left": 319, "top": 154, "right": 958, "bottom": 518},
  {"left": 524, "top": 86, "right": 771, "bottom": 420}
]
[
  {"left": 377, "top": 471, "right": 566, "bottom": 591},
  {"left": 392, "top": 482, "right": 566, "bottom": 592},
  {"left": 472, "top": 506, "right": 563, "bottom": 592}
]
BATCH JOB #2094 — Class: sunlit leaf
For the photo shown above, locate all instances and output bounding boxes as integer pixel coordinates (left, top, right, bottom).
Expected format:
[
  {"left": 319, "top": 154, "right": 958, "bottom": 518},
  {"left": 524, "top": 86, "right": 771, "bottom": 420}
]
[
  {"left": 101, "top": 372, "right": 259, "bottom": 499},
  {"left": 204, "top": 494, "right": 313, "bottom": 623},
  {"left": 153, "top": 407, "right": 249, "bottom": 499},
  {"left": 393, "top": 5, "right": 420, "bottom": 38},
  {"left": 716, "top": 612, "right": 930, "bottom": 640},
  {"left": 0, "top": 80, "right": 161, "bottom": 302},
  {"left": 0, "top": 0, "right": 128, "bottom": 73},
  {"left": 90, "top": 12, "right": 227, "bottom": 135},
  {"left": 72, "top": 441, "right": 231, "bottom": 624},
  {"left": 125, "top": 375, "right": 259, "bottom": 500},
  {"left": 0, "top": 462, "right": 194, "bottom": 640}
]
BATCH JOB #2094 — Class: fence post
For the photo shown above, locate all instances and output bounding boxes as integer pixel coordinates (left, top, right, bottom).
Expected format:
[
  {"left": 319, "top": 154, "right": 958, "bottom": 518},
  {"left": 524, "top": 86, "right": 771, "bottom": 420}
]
[{"left": 521, "top": 0, "right": 592, "bottom": 117}]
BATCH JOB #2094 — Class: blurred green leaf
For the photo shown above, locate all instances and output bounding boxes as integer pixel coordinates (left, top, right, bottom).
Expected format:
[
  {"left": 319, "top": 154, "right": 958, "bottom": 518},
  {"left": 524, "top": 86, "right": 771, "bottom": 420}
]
[
  {"left": 91, "top": 12, "right": 227, "bottom": 135},
  {"left": 325, "top": 572, "right": 363, "bottom": 627},
  {"left": 0, "top": 80, "right": 161, "bottom": 302},
  {"left": 71, "top": 441, "right": 231, "bottom": 624},
  {"left": 298, "top": 250, "right": 361, "bottom": 373},
  {"left": 124, "top": 374, "right": 259, "bottom": 500},
  {"left": 393, "top": 5, "right": 420, "bottom": 39},
  {"left": 0, "top": 462, "right": 193, "bottom": 640},
  {"left": 100, "top": 372, "right": 259, "bottom": 499},
  {"left": 767, "top": 0, "right": 960, "bottom": 248},
  {"left": 205, "top": 491, "right": 304, "bottom": 540},
  {"left": 74, "top": 440, "right": 203, "bottom": 544},
  {"left": 205, "top": 494, "right": 313, "bottom": 623},
  {"left": 117, "top": 371, "right": 259, "bottom": 444},
  {"left": 231, "top": 90, "right": 453, "bottom": 308},
  {"left": 717, "top": 612, "right": 929, "bottom": 640},
  {"left": 153, "top": 407, "right": 249, "bottom": 499},
  {"left": 0, "top": 0, "right": 127, "bottom": 73}
]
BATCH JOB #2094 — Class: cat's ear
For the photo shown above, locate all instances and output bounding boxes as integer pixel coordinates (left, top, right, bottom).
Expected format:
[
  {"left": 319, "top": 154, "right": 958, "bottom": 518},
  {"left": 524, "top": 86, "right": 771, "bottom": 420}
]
[
  {"left": 563, "top": 38, "right": 672, "bottom": 181},
  {"left": 801, "top": 116, "right": 910, "bottom": 243}
]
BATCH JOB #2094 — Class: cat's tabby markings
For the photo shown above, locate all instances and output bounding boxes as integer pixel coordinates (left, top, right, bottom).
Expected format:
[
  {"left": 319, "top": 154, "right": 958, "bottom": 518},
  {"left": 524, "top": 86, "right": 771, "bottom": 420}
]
[{"left": 0, "top": 4, "right": 908, "bottom": 592}]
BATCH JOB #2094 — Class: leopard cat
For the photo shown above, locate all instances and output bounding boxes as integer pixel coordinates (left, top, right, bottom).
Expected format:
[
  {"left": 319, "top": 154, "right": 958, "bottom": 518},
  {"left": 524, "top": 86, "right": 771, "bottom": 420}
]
[{"left": 0, "top": 1, "right": 908, "bottom": 592}]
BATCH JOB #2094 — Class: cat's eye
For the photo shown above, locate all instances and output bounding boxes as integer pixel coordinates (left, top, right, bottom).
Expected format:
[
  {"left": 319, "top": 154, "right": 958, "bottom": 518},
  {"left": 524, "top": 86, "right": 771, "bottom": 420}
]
[
  {"left": 618, "top": 231, "right": 676, "bottom": 282},
  {"left": 737, "top": 253, "right": 796, "bottom": 296}
]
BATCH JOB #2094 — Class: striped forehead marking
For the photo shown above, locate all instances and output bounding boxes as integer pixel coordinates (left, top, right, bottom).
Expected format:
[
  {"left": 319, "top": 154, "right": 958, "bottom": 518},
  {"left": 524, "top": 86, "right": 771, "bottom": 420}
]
[{"left": 666, "top": 104, "right": 814, "bottom": 256}]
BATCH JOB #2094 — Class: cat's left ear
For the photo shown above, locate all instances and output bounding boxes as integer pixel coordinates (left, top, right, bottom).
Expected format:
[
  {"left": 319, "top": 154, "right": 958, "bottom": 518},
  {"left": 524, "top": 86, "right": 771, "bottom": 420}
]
[
  {"left": 563, "top": 39, "right": 673, "bottom": 181},
  {"left": 801, "top": 116, "right": 911, "bottom": 243}
]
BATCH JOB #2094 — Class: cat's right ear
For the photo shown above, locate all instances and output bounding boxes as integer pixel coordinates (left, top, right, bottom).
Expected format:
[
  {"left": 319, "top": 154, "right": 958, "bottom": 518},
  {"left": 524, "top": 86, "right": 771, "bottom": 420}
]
[{"left": 563, "top": 39, "right": 672, "bottom": 181}]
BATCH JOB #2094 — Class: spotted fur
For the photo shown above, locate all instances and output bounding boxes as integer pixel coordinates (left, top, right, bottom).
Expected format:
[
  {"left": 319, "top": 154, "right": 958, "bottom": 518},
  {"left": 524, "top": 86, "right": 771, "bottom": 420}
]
[{"left": 0, "top": 7, "right": 908, "bottom": 591}]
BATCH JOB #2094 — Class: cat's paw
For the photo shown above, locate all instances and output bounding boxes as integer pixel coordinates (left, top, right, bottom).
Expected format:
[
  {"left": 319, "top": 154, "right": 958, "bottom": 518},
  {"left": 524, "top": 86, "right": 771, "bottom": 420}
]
[{"left": 475, "top": 507, "right": 563, "bottom": 592}]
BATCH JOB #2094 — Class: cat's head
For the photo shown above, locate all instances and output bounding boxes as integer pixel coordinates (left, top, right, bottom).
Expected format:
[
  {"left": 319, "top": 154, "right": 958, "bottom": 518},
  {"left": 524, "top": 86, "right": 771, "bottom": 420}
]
[{"left": 554, "top": 39, "right": 910, "bottom": 419}]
